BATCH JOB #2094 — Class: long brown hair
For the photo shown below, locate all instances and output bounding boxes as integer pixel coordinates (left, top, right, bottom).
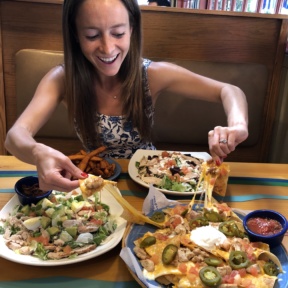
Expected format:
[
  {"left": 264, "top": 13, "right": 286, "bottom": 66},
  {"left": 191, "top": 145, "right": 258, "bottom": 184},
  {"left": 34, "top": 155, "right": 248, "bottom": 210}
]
[{"left": 62, "top": 0, "right": 150, "bottom": 149}]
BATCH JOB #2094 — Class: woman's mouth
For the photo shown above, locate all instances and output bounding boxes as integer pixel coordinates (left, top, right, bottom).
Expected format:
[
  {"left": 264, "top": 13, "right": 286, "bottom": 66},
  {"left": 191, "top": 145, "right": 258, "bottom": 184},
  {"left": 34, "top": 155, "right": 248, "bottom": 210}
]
[{"left": 98, "top": 54, "right": 119, "bottom": 64}]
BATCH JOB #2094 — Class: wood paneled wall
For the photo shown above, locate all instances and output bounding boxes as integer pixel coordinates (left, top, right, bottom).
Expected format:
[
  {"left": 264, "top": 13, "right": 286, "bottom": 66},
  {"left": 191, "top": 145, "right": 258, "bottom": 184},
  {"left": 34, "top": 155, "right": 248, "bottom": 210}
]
[{"left": 1, "top": 0, "right": 288, "bottom": 162}]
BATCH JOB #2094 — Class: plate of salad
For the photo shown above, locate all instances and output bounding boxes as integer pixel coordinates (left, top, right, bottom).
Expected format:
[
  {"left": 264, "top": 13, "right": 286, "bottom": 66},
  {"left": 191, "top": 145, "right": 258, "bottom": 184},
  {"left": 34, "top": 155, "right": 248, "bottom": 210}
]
[
  {"left": 128, "top": 149, "right": 211, "bottom": 196},
  {"left": 0, "top": 188, "right": 126, "bottom": 266}
]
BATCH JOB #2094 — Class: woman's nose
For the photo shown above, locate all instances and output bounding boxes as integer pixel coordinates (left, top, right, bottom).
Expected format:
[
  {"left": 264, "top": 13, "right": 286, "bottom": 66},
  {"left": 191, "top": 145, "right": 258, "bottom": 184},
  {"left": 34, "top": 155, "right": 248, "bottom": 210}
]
[{"left": 100, "top": 36, "right": 114, "bottom": 54}]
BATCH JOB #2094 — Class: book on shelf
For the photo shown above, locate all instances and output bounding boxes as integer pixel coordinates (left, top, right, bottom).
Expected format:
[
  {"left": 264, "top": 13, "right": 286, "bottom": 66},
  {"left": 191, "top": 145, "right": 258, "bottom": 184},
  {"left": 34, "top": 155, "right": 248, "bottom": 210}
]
[{"left": 173, "top": 0, "right": 207, "bottom": 9}]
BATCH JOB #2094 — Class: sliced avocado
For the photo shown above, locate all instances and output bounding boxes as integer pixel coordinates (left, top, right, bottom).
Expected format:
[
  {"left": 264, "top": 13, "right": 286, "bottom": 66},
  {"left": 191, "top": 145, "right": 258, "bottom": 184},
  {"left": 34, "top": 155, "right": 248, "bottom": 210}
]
[
  {"left": 35, "top": 204, "right": 44, "bottom": 216},
  {"left": 41, "top": 198, "right": 54, "bottom": 209},
  {"left": 60, "top": 215, "right": 68, "bottom": 223},
  {"left": 65, "top": 226, "right": 78, "bottom": 238},
  {"left": 59, "top": 230, "right": 73, "bottom": 242},
  {"left": 47, "top": 226, "right": 60, "bottom": 236},
  {"left": 52, "top": 204, "right": 66, "bottom": 218},
  {"left": 40, "top": 216, "right": 51, "bottom": 229},
  {"left": 20, "top": 205, "right": 30, "bottom": 216},
  {"left": 74, "top": 195, "right": 84, "bottom": 202},
  {"left": 45, "top": 207, "right": 55, "bottom": 218},
  {"left": 71, "top": 201, "right": 85, "bottom": 213}
]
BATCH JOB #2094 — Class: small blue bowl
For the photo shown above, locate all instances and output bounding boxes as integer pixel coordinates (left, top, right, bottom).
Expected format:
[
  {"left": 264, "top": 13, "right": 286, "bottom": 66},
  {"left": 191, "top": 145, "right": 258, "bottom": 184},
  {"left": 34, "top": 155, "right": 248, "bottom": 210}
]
[
  {"left": 243, "top": 209, "right": 288, "bottom": 248},
  {"left": 14, "top": 176, "right": 52, "bottom": 206}
]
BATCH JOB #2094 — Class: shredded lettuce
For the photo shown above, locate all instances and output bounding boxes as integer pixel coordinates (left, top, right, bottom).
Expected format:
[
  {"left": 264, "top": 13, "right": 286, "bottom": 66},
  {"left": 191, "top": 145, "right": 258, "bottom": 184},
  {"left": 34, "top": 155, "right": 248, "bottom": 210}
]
[
  {"left": 34, "top": 242, "right": 48, "bottom": 260},
  {"left": 160, "top": 175, "right": 196, "bottom": 192}
]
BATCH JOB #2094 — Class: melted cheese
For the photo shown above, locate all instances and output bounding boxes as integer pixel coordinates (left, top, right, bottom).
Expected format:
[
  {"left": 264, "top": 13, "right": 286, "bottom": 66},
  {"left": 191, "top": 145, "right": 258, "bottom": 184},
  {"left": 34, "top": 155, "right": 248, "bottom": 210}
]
[{"left": 79, "top": 174, "right": 117, "bottom": 198}]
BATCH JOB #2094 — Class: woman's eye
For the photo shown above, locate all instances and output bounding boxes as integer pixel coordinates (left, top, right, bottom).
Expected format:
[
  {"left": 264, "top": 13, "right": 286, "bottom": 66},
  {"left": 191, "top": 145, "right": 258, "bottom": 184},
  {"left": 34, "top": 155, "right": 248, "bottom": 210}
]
[
  {"left": 86, "top": 35, "right": 99, "bottom": 40},
  {"left": 113, "top": 32, "right": 125, "bottom": 38}
]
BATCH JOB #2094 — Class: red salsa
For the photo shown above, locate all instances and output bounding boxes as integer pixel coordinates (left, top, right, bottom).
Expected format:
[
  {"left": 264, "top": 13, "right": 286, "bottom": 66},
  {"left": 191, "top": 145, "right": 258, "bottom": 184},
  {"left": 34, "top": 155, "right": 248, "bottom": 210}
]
[{"left": 246, "top": 217, "right": 282, "bottom": 236}]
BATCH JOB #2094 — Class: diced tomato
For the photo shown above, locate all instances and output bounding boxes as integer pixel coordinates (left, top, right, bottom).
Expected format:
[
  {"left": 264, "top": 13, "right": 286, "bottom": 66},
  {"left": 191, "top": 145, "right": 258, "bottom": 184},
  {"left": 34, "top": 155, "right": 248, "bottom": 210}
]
[
  {"left": 230, "top": 270, "right": 239, "bottom": 278},
  {"left": 90, "top": 219, "right": 103, "bottom": 226},
  {"left": 238, "top": 268, "right": 247, "bottom": 277},
  {"left": 170, "top": 217, "right": 182, "bottom": 229},
  {"left": 166, "top": 159, "right": 176, "bottom": 168},
  {"left": 32, "top": 235, "right": 50, "bottom": 246},
  {"left": 172, "top": 205, "right": 187, "bottom": 216},
  {"left": 223, "top": 270, "right": 239, "bottom": 284},
  {"left": 178, "top": 263, "right": 187, "bottom": 274},
  {"left": 63, "top": 245, "right": 72, "bottom": 254},
  {"left": 216, "top": 203, "right": 231, "bottom": 212},
  {"left": 193, "top": 262, "right": 202, "bottom": 270},
  {"left": 161, "top": 151, "right": 170, "bottom": 158},
  {"left": 154, "top": 233, "right": 168, "bottom": 241},
  {"left": 187, "top": 273, "right": 197, "bottom": 283},
  {"left": 181, "top": 166, "right": 189, "bottom": 175},
  {"left": 150, "top": 254, "right": 160, "bottom": 265},
  {"left": 249, "top": 265, "right": 259, "bottom": 277},
  {"left": 223, "top": 274, "right": 235, "bottom": 284},
  {"left": 82, "top": 206, "right": 95, "bottom": 211},
  {"left": 188, "top": 266, "right": 198, "bottom": 275}
]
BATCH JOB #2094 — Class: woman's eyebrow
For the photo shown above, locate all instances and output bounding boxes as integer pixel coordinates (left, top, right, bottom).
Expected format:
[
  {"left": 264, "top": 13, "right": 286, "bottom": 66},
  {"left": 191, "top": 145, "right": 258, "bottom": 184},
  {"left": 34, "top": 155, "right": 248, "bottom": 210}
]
[{"left": 83, "top": 23, "right": 127, "bottom": 30}]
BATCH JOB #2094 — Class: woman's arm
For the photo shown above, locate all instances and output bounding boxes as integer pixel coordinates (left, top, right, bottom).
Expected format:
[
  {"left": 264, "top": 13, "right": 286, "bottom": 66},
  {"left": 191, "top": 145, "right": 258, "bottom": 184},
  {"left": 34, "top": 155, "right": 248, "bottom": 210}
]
[
  {"left": 5, "top": 66, "right": 85, "bottom": 191},
  {"left": 147, "top": 61, "right": 248, "bottom": 162}
]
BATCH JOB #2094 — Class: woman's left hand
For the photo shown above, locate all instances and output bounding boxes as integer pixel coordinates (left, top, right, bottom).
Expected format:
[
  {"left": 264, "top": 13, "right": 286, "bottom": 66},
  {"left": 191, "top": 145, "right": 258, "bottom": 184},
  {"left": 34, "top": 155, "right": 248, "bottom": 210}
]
[{"left": 208, "top": 124, "right": 248, "bottom": 164}]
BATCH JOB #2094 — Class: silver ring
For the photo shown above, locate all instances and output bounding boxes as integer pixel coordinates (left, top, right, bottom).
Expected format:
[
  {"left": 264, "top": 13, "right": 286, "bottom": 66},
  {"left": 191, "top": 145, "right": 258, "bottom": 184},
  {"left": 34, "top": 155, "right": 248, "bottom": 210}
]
[{"left": 219, "top": 139, "right": 228, "bottom": 144}]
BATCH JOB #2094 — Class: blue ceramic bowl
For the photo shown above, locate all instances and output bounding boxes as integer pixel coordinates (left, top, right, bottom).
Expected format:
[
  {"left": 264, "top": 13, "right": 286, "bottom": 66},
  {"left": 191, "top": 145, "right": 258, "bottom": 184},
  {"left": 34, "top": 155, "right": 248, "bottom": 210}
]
[
  {"left": 243, "top": 209, "right": 288, "bottom": 248},
  {"left": 14, "top": 176, "right": 52, "bottom": 206}
]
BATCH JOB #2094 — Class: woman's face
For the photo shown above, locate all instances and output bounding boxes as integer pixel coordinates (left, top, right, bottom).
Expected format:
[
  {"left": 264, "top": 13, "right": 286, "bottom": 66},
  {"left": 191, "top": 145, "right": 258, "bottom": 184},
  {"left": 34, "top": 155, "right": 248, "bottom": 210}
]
[{"left": 76, "top": 0, "right": 132, "bottom": 78}]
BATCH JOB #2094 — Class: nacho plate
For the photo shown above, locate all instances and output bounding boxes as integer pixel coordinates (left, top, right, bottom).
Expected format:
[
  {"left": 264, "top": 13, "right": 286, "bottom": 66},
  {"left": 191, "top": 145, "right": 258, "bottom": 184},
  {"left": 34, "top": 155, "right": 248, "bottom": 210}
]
[{"left": 122, "top": 204, "right": 288, "bottom": 288}]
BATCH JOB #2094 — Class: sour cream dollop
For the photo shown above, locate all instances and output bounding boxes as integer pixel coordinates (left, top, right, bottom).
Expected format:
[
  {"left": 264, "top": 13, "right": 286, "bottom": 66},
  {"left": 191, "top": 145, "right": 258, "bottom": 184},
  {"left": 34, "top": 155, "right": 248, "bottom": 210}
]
[{"left": 190, "top": 225, "right": 227, "bottom": 251}]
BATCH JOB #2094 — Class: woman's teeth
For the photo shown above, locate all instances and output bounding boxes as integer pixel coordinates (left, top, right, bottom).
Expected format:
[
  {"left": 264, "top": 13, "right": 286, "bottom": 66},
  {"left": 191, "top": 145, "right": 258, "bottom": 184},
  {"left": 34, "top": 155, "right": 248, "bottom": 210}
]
[{"left": 99, "top": 55, "right": 117, "bottom": 63}]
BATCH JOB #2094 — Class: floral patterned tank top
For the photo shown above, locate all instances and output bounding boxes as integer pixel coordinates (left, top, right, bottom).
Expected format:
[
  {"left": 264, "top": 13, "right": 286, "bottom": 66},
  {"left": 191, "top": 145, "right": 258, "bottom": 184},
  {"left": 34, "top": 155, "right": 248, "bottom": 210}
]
[{"left": 76, "top": 59, "right": 156, "bottom": 159}]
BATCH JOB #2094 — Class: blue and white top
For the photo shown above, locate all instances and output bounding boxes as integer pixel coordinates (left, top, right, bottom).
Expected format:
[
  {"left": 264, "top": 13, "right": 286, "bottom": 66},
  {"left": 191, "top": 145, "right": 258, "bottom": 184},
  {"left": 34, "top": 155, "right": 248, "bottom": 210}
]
[{"left": 75, "top": 59, "right": 156, "bottom": 159}]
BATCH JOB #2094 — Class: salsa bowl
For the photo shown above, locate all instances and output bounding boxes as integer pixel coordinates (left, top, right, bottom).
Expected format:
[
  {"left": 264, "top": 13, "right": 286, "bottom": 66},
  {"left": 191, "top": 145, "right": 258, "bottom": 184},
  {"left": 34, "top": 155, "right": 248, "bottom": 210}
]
[
  {"left": 14, "top": 176, "right": 52, "bottom": 206},
  {"left": 243, "top": 209, "right": 288, "bottom": 248}
]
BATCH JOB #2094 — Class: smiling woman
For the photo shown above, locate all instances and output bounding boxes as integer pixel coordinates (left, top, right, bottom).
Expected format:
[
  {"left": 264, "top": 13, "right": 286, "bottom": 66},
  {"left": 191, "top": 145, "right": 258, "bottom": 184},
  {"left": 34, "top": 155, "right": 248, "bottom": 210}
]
[{"left": 4, "top": 0, "right": 249, "bottom": 192}]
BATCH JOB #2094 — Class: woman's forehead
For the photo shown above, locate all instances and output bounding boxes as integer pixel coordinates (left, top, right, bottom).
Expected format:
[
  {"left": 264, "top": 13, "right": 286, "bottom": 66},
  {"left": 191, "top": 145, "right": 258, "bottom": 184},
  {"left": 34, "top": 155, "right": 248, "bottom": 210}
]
[{"left": 76, "top": 0, "right": 130, "bottom": 29}]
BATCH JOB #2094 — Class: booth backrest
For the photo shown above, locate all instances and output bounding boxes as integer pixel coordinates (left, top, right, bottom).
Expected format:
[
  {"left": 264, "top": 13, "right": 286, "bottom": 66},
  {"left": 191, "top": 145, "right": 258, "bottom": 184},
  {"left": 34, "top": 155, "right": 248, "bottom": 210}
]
[
  {"left": 16, "top": 49, "right": 267, "bottom": 159},
  {"left": 2, "top": 3, "right": 287, "bottom": 161},
  {"left": 16, "top": 50, "right": 74, "bottom": 138}
]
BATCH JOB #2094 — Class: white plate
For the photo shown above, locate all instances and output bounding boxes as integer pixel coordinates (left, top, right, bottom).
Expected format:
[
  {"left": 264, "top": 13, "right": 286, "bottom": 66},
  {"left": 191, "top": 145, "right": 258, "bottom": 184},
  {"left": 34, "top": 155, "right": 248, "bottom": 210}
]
[
  {"left": 0, "top": 188, "right": 127, "bottom": 266},
  {"left": 128, "top": 149, "right": 211, "bottom": 196}
]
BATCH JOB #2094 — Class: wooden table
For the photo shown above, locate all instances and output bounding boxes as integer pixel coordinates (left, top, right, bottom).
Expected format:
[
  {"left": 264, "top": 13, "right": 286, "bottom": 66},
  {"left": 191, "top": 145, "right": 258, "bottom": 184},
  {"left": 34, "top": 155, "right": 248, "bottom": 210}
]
[{"left": 0, "top": 156, "right": 288, "bottom": 287}]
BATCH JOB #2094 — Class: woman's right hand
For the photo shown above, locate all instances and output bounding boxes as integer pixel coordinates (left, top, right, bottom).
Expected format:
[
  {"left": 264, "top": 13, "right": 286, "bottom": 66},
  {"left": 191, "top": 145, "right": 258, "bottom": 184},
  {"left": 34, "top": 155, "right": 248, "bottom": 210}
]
[{"left": 33, "top": 143, "right": 87, "bottom": 192}]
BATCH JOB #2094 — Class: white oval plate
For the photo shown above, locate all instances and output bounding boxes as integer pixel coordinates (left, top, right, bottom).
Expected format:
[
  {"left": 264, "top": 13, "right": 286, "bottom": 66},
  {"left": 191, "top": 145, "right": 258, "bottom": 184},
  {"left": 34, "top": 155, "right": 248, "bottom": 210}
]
[
  {"left": 0, "top": 188, "right": 127, "bottom": 266},
  {"left": 128, "top": 149, "right": 211, "bottom": 196}
]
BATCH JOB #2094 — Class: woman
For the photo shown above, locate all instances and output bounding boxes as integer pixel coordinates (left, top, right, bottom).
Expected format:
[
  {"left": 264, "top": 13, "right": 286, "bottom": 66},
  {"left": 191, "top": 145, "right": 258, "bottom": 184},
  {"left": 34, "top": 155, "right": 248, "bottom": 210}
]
[{"left": 5, "top": 0, "right": 248, "bottom": 192}]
